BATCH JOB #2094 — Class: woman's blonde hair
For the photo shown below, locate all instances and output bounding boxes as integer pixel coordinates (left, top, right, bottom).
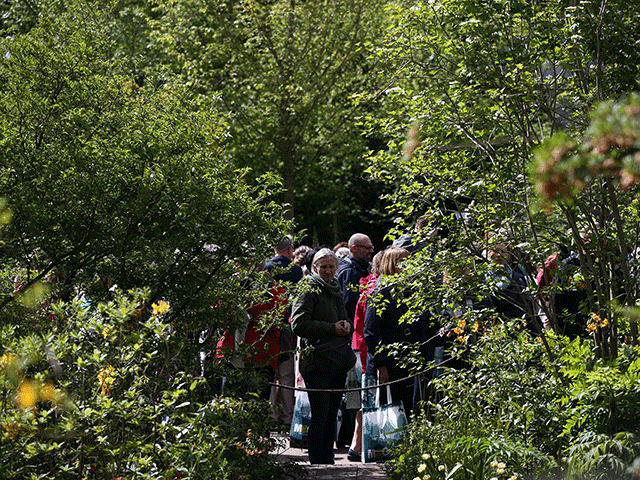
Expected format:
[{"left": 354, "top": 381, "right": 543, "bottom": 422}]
[
  {"left": 371, "top": 250, "right": 384, "bottom": 275},
  {"left": 378, "top": 246, "right": 410, "bottom": 275}
]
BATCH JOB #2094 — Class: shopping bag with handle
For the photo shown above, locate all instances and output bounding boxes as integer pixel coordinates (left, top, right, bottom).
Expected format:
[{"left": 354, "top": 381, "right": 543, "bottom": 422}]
[
  {"left": 289, "top": 371, "right": 311, "bottom": 448},
  {"left": 361, "top": 384, "right": 408, "bottom": 463}
]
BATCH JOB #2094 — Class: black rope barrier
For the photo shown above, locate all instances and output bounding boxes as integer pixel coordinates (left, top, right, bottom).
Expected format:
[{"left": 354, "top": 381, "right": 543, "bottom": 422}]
[{"left": 268, "top": 356, "right": 455, "bottom": 394}]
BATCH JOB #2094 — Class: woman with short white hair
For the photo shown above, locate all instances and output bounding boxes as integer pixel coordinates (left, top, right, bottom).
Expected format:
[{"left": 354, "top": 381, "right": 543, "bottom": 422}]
[{"left": 291, "top": 248, "right": 353, "bottom": 464}]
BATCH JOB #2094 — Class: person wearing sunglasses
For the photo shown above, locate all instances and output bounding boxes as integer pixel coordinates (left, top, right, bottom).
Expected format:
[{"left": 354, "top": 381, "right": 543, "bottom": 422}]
[{"left": 337, "top": 233, "right": 375, "bottom": 323}]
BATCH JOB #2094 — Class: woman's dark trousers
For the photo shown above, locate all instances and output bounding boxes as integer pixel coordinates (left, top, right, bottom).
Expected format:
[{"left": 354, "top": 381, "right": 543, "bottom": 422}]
[{"left": 302, "top": 370, "right": 347, "bottom": 464}]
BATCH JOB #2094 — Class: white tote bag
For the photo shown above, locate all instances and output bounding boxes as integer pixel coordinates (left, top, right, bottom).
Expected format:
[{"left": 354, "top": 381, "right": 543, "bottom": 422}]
[{"left": 361, "top": 384, "right": 409, "bottom": 463}]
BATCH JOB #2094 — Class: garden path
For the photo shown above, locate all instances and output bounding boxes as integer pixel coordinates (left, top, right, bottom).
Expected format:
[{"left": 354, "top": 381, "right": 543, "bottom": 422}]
[{"left": 273, "top": 433, "right": 388, "bottom": 479}]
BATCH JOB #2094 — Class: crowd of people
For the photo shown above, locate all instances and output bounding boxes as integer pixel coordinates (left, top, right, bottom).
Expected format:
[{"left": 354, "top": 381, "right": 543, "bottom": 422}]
[{"left": 214, "top": 219, "right": 601, "bottom": 465}]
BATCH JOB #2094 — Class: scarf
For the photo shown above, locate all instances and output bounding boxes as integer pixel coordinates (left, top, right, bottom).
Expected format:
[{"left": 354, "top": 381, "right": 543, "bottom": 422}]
[{"left": 311, "top": 273, "right": 342, "bottom": 298}]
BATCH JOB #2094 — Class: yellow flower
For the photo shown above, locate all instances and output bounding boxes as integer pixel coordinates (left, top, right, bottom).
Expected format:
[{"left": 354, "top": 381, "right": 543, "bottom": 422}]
[
  {"left": 40, "top": 381, "right": 57, "bottom": 403},
  {"left": 422, "top": 453, "right": 431, "bottom": 460},
  {"left": 438, "top": 465, "right": 445, "bottom": 471},
  {"left": 0, "top": 353, "right": 14, "bottom": 368},
  {"left": 586, "top": 323, "right": 596, "bottom": 333},
  {"left": 0, "top": 353, "right": 18, "bottom": 378},
  {"left": 151, "top": 301, "right": 170, "bottom": 316},
  {"left": 453, "top": 318, "right": 466, "bottom": 335},
  {"left": 418, "top": 463, "right": 427, "bottom": 473},
  {"left": 102, "top": 326, "right": 113, "bottom": 340},
  {"left": 497, "top": 462, "right": 506, "bottom": 469},
  {"left": 423, "top": 476, "right": 431, "bottom": 480},
  {"left": 497, "top": 468, "right": 505, "bottom": 475},
  {"left": 509, "top": 475, "right": 518, "bottom": 480},
  {"left": 457, "top": 335, "right": 466, "bottom": 343},
  {"left": 98, "top": 366, "right": 116, "bottom": 395},
  {"left": 600, "top": 318, "right": 609, "bottom": 328},
  {"left": 490, "top": 461, "right": 498, "bottom": 468},
  {"left": 16, "top": 379, "right": 38, "bottom": 409},
  {"left": 471, "top": 322, "right": 479, "bottom": 332}
]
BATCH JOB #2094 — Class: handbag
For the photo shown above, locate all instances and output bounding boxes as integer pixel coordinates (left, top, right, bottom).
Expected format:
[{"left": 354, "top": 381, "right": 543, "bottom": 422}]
[
  {"left": 312, "top": 335, "right": 356, "bottom": 376},
  {"left": 361, "top": 385, "right": 409, "bottom": 463}
]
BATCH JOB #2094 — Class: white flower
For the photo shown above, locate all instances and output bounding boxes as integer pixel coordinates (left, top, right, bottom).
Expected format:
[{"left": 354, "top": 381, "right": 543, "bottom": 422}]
[
  {"left": 490, "top": 477, "right": 499, "bottom": 480},
  {"left": 422, "top": 453, "right": 431, "bottom": 460},
  {"left": 497, "top": 462, "right": 506, "bottom": 469},
  {"left": 497, "top": 468, "right": 505, "bottom": 475},
  {"left": 418, "top": 464, "right": 427, "bottom": 473},
  {"left": 509, "top": 475, "right": 518, "bottom": 480},
  {"left": 490, "top": 461, "right": 498, "bottom": 468},
  {"left": 423, "top": 476, "right": 431, "bottom": 480},
  {"left": 413, "top": 477, "right": 421, "bottom": 480},
  {"left": 438, "top": 465, "right": 445, "bottom": 471}
]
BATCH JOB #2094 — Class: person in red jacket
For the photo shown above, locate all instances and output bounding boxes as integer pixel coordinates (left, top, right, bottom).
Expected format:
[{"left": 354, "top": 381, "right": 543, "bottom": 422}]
[{"left": 216, "top": 238, "right": 301, "bottom": 402}]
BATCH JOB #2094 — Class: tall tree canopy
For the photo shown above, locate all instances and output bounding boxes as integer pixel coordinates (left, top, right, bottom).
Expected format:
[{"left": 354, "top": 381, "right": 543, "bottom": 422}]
[
  {"left": 363, "top": 0, "right": 640, "bottom": 350},
  {"left": 146, "top": 0, "right": 394, "bottom": 243},
  {"left": 0, "top": 5, "right": 288, "bottom": 332}
]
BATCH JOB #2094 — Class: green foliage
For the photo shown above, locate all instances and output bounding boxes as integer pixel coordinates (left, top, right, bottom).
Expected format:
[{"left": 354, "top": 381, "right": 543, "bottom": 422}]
[
  {"left": 0, "top": 5, "right": 291, "bottom": 338},
  {"left": 146, "top": 0, "right": 393, "bottom": 242},
  {"left": 532, "top": 93, "right": 640, "bottom": 202},
  {"left": 530, "top": 92, "right": 640, "bottom": 355},
  {"left": 362, "top": 0, "right": 640, "bottom": 357},
  {"left": 387, "top": 321, "right": 640, "bottom": 480},
  {"left": 0, "top": 6, "right": 300, "bottom": 478},
  {"left": 0, "top": 290, "right": 301, "bottom": 480}
]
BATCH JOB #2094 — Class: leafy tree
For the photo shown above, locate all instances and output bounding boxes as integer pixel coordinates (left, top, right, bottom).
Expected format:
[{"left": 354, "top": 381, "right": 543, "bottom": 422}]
[
  {"left": 0, "top": 6, "right": 298, "bottom": 479},
  {"left": 364, "top": 1, "right": 640, "bottom": 478},
  {"left": 0, "top": 0, "right": 397, "bottom": 245},
  {"left": 363, "top": 0, "right": 640, "bottom": 348},
  {"left": 146, "top": 0, "right": 393, "bottom": 243},
  {"left": 0, "top": 5, "right": 289, "bottom": 335}
]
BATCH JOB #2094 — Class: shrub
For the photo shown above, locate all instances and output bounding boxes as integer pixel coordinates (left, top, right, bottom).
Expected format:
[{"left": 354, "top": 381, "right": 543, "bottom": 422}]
[
  {"left": 0, "top": 290, "right": 302, "bottom": 480},
  {"left": 387, "top": 320, "right": 640, "bottom": 480}
]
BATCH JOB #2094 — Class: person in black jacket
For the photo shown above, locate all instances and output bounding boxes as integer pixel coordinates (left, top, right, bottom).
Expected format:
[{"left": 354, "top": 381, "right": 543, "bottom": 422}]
[
  {"left": 337, "top": 233, "right": 374, "bottom": 322},
  {"left": 290, "top": 248, "right": 352, "bottom": 465},
  {"left": 364, "top": 246, "right": 423, "bottom": 418}
]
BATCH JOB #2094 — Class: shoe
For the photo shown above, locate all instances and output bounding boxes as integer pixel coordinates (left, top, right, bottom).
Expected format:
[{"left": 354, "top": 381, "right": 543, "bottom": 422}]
[{"left": 347, "top": 449, "right": 361, "bottom": 462}]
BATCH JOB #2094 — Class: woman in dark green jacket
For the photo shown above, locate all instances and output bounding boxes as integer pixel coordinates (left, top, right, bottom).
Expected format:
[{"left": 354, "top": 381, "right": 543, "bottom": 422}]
[{"left": 291, "top": 248, "right": 352, "bottom": 465}]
